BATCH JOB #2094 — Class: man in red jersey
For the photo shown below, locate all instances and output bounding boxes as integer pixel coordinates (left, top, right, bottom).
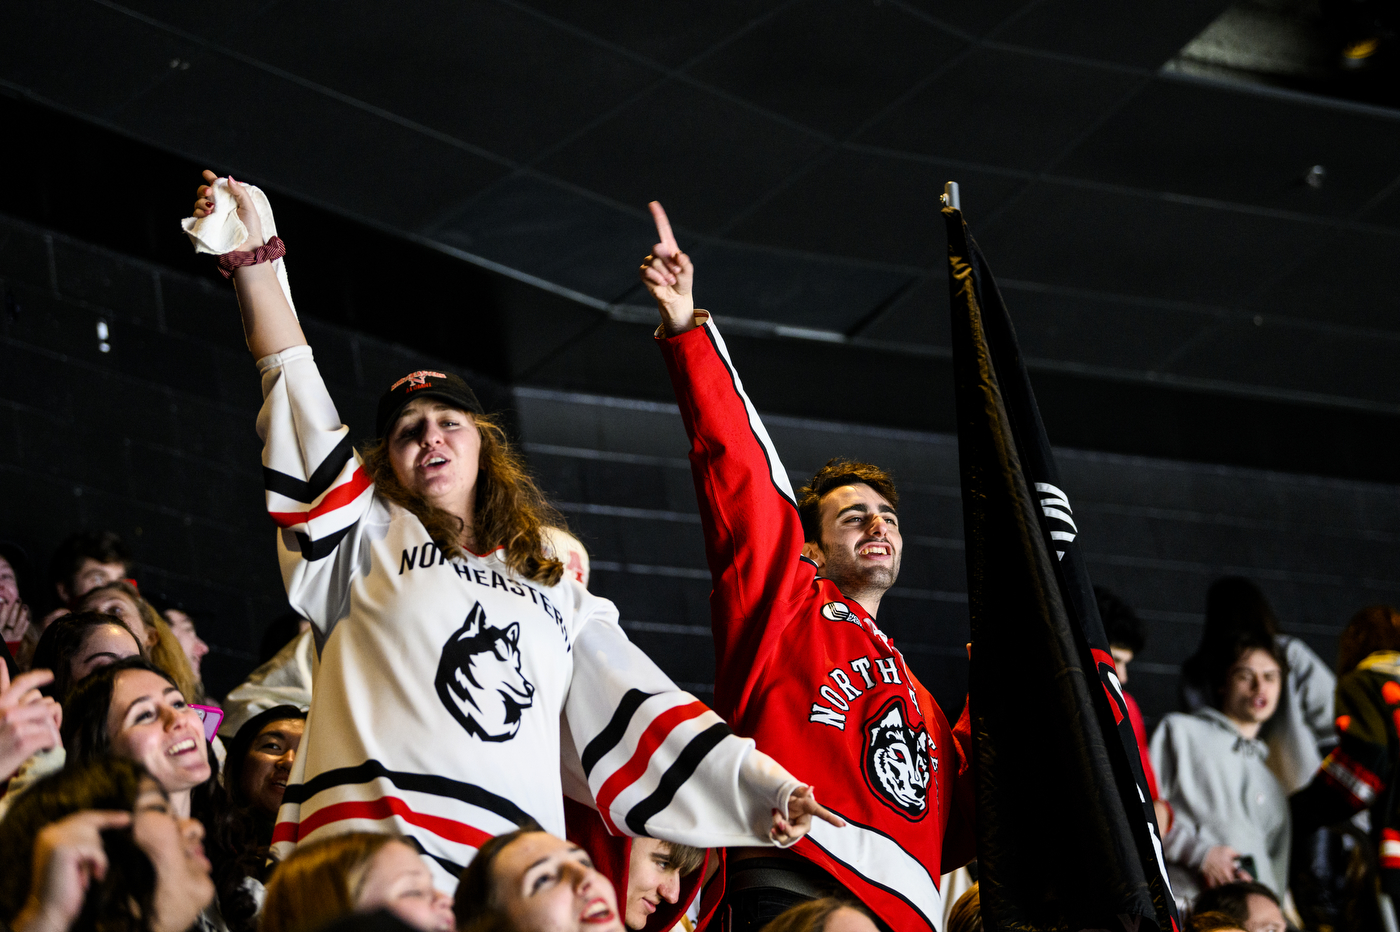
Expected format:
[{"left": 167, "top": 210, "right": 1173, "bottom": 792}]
[{"left": 639, "top": 203, "right": 974, "bottom": 932}]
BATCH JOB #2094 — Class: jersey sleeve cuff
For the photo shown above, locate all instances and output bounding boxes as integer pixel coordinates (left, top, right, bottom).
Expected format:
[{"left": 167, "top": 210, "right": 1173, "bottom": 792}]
[
  {"left": 256, "top": 343, "right": 314, "bottom": 374},
  {"left": 653, "top": 310, "right": 711, "bottom": 341}
]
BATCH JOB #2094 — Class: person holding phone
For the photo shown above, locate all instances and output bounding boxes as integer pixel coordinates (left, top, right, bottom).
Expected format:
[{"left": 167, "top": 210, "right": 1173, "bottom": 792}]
[{"left": 1151, "top": 631, "right": 1291, "bottom": 907}]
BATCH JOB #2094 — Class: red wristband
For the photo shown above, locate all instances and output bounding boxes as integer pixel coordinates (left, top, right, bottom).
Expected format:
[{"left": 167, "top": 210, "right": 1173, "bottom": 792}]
[{"left": 218, "top": 235, "right": 286, "bottom": 279}]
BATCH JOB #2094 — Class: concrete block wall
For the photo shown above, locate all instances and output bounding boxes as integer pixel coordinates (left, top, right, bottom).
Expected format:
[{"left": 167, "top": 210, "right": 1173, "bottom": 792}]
[
  {"left": 516, "top": 386, "right": 1400, "bottom": 725},
  {"left": 0, "top": 212, "right": 504, "bottom": 696}
]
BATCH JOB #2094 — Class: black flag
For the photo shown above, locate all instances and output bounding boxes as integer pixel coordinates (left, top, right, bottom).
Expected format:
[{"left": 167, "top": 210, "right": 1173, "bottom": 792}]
[{"left": 945, "top": 196, "right": 1180, "bottom": 932}]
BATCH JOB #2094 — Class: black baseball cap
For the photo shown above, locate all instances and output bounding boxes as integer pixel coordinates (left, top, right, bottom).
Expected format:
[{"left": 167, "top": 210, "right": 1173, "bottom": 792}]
[{"left": 375, "top": 369, "right": 484, "bottom": 439}]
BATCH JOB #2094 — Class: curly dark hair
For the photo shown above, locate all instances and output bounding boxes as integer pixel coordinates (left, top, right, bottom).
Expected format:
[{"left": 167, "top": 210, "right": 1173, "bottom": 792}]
[{"left": 796, "top": 459, "right": 899, "bottom": 545}]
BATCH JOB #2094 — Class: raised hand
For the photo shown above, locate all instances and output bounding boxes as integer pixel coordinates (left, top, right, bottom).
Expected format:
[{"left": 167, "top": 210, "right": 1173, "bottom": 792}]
[
  {"left": 639, "top": 201, "right": 697, "bottom": 336},
  {"left": 192, "top": 170, "right": 266, "bottom": 252},
  {"left": 770, "top": 784, "right": 845, "bottom": 846},
  {"left": 11, "top": 810, "right": 132, "bottom": 932},
  {"left": 1, "top": 599, "right": 31, "bottom": 648},
  {"left": 0, "top": 666, "right": 63, "bottom": 782}
]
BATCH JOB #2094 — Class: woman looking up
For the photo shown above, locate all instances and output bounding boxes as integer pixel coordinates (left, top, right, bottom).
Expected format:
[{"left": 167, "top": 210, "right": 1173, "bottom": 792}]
[
  {"left": 0, "top": 613, "right": 146, "bottom": 815},
  {"left": 187, "top": 173, "right": 838, "bottom": 889},
  {"left": 62, "top": 658, "right": 212, "bottom": 821},
  {"left": 77, "top": 583, "right": 201, "bottom": 705}
]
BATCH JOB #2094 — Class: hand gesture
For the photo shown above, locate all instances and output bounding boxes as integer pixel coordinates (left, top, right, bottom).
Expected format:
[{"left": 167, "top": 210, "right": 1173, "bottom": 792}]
[
  {"left": 639, "top": 201, "right": 696, "bottom": 336},
  {"left": 12, "top": 810, "right": 132, "bottom": 932},
  {"left": 1200, "top": 844, "right": 1248, "bottom": 887},
  {"left": 770, "top": 784, "right": 845, "bottom": 846},
  {"left": 2, "top": 599, "right": 31, "bottom": 646},
  {"left": 0, "top": 665, "right": 63, "bottom": 782},
  {"left": 192, "top": 170, "right": 265, "bottom": 252}
]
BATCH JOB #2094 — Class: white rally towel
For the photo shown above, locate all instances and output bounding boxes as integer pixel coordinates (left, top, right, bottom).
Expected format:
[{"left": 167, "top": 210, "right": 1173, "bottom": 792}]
[{"left": 181, "top": 177, "right": 296, "bottom": 317}]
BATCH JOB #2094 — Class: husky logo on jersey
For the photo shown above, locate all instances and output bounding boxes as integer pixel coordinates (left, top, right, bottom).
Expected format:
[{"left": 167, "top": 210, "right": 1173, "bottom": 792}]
[
  {"left": 862, "top": 698, "right": 934, "bottom": 819},
  {"left": 435, "top": 603, "right": 536, "bottom": 742},
  {"left": 821, "top": 601, "right": 861, "bottom": 625}
]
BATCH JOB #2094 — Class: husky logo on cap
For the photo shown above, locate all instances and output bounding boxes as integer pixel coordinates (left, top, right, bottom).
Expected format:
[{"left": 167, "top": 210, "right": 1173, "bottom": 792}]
[{"left": 391, "top": 370, "right": 447, "bottom": 393}]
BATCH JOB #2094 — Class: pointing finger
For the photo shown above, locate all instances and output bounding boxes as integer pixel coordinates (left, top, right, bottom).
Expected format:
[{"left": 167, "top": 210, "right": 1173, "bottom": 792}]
[{"left": 648, "top": 201, "right": 678, "bottom": 255}]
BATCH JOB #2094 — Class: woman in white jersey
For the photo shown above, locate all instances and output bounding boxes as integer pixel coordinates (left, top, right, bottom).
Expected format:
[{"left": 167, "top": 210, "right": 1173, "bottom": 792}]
[{"left": 189, "top": 174, "right": 838, "bottom": 889}]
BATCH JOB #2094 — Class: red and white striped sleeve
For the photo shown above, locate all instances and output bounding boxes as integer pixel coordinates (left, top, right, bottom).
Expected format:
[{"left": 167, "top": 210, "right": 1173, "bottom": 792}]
[
  {"left": 257, "top": 345, "right": 376, "bottom": 628},
  {"left": 562, "top": 588, "right": 802, "bottom": 847}
]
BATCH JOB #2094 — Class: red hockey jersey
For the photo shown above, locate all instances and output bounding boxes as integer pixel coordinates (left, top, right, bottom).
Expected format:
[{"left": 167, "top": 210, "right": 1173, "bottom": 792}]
[{"left": 657, "top": 318, "right": 975, "bottom": 932}]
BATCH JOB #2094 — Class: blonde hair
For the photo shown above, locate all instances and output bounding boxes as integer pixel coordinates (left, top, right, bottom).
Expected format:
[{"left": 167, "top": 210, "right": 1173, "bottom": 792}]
[
  {"left": 261, "top": 833, "right": 401, "bottom": 932},
  {"left": 362, "top": 412, "right": 564, "bottom": 586},
  {"left": 77, "top": 581, "right": 200, "bottom": 703}
]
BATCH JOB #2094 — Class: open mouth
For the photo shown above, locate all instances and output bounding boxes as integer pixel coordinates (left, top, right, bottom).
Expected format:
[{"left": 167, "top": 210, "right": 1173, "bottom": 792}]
[
  {"left": 857, "top": 543, "right": 892, "bottom": 558},
  {"left": 421, "top": 455, "right": 449, "bottom": 471},
  {"left": 187, "top": 841, "right": 212, "bottom": 872},
  {"left": 581, "top": 898, "right": 616, "bottom": 924},
  {"left": 167, "top": 738, "right": 198, "bottom": 757}
]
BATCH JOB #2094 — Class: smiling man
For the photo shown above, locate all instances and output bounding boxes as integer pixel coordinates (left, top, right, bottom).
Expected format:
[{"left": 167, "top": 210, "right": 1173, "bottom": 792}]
[{"left": 640, "top": 204, "right": 973, "bottom": 932}]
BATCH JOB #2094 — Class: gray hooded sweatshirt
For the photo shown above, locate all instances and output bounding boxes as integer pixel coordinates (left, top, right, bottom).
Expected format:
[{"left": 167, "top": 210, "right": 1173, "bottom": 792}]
[{"left": 1150, "top": 707, "right": 1291, "bottom": 907}]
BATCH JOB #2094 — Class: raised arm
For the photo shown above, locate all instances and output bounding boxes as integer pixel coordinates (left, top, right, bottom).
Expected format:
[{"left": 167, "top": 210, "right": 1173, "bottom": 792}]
[
  {"left": 640, "top": 204, "right": 811, "bottom": 721},
  {"left": 191, "top": 173, "right": 369, "bottom": 628},
  {"left": 192, "top": 171, "right": 305, "bottom": 358}
]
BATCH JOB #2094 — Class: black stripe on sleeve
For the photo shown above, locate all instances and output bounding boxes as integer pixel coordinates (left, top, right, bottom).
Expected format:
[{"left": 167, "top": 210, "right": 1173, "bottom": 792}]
[
  {"left": 282, "top": 759, "right": 538, "bottom": 827},
  {"left": 293, "top": 523, "right": 356, "bottom": 562},
  {"left": 623, "top": 721, "right": 733, "bottom": 836},
  {"left": 400, "top": 833, "right": 469, "bottom": 879},
  {"left": 581, "top": 689, "right": 655, "bottom": 778},
  {"left": 264, "top": 432, "right": 355, "bottom": 503}
]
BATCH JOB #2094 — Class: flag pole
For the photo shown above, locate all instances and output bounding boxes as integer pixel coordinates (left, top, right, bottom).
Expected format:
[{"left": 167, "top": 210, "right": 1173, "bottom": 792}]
[{"left": 942, "top": 180, "right": 960, "bottom": 210}]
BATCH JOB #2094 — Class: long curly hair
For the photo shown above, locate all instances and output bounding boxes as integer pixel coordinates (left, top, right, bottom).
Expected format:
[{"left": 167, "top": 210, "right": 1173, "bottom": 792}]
[{"left": 361, "top": 412, "right": 564, "bottom": 586}]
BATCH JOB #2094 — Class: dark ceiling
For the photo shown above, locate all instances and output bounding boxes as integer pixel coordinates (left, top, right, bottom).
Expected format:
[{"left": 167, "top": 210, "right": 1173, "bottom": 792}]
[{"left": 5, "top": 0, "right": 1400, "bottom": 480}]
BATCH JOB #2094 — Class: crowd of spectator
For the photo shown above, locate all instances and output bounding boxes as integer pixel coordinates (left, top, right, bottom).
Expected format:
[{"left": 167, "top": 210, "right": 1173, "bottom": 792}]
[
  {"left": 5, "top": 180, "right": 1400, "bottom": 932},
  {"left": 3, "top": 524, "right": 1397, "bottom": 932}
]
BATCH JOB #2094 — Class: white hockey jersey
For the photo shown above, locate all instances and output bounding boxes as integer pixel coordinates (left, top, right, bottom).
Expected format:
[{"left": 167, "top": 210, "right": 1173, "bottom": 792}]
[{"left": 258, "top": 346, "right": 801, "bottom": 888}]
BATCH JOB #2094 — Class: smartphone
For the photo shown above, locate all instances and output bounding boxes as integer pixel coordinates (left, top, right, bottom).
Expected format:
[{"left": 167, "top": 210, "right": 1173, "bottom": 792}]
[
  {"left": 191, "top": 704, "right": 224, "bottom": 743},
  {"left": 1233, "top": 854, "right": 1258, "bottom": 880}
]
